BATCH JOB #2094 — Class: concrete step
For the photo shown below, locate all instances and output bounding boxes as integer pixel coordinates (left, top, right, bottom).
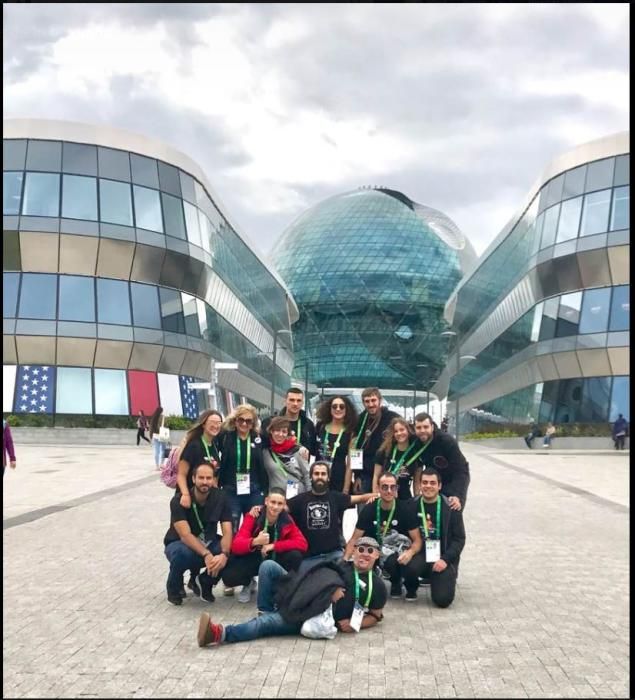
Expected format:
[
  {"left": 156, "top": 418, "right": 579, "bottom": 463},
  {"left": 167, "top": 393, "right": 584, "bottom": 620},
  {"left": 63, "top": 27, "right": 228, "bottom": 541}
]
[{"left": 10, "top": 427, "right": 187, "bottom": 446}]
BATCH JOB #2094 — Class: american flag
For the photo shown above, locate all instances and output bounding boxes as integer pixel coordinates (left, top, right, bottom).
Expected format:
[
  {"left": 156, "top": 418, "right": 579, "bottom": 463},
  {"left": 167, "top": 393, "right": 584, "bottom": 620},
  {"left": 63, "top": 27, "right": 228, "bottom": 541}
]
[
  {"left": 13, "top": 365, "right": 55, "bottom": 414},
  {"left": 179, "top": 375, "right": 199, "bottom": 420}
]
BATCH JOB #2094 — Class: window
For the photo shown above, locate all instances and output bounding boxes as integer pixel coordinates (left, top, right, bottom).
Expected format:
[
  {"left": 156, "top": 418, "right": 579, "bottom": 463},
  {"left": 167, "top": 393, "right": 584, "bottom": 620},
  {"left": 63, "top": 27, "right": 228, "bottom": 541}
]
[
  {"left": 610, "top": 186, "right": 629, "bottom": 231},
  {"left": 98, "top": 147, "right": 131, "bottom": 181},
  {"left": 183, "top": 201, "right": 202, "bottom": 246},
  {"left": 161, "top": 193, "right": 186, "bottom": 239},
  {"left": 133, "top": 185, "right": 163, "bottom": 232},
  {"left": 555, "top": 197, "right": 582, "bottom": 242},
  {"left": 22, "top": 173, "right": 60, "bottom": 217},
  {"left": 56, "top": 367, "right": 92, "bottom": 414},
  {"left": 3, "top": 272, "right": 20, "bottom": 317},
  {"left": 545, "top": 174, "right": 564, "bottom": 208},
  {"left": 609, "top": 376, "right": 629, "bottom": 421},
  {"left": 62, "top": 142, "right": 97, "bottom": 176},
  {"left": 562, "top": 165, "right": 586, "bottom": 199},
  {"left": 130, "top": 282, "right": 162, "bottom": 328},
  {"left": 585, "top": 158, "right": 614, "bottom": 192},
  {"left": 540, "top": 204, "right": 560, "bottom": 249},
  {"left": 580, "top": 377, "right": 611, "bottom": 422},
  {"left": 3, "top": 172, "right": 23, "bottom": 215},
  {"left": 530, "top": 302, "right": 543, "bottom": 342},
  {"left": 579, "top": 189, "right": 611, "bottom": 236},
  {"left": 18, "top": 273, "right": 57, "bottom": 319},
  {"left": 3, "top": 139, "right": 27, "bottom": 170},
  {"left": 538, "top": 297, "right": 559, "bottom": 341},
  {"left": 94, "top": 368, "right": 128, "bottom": 415},
  {"left": 25, "top": 140, "right": 62, "bottom": 172},
  {"left": 555, "top": 292, "right": 581, "bottom": 337},
  {"left": 62, "top": 175, "right": 98, "bottom": 220},
  {"left": 158, "top": 162, "right": 181, "bottom": 196},
  {"left": 159, "top": 287, "right": 185, "bottom": 333},
  {"left": 97, "top": 278, "right": 131, "bottom": 325},
  {"left": 613, "top": 155, "right": 629, "bottom": 187},
  {"left": 182, "top": 293, "right": 201, "bottom": 337},
  {"left": 58, "top": 276, "right": 95, "bottom": 322},
  {"left": 609, "top": 285, "right": 629, "bottom": 332},
  {"left": 179, "top": 171, "right": 196, "bottom": 203},
  {"left": 579, "top": 287, "right": 611, "bottom": 334},
  {"left": 130, "top": 154, "right": 159, "bottom": 188},
  {"left": 99, "top": 179, "right": 133, "bottom": 226}
]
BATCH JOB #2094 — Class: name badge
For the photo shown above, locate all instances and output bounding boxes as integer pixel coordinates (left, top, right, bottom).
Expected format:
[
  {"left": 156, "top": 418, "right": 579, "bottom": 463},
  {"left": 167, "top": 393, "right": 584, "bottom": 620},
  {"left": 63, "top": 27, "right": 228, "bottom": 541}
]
[
  {"left": 350, "top": 602, "right": 365, "bottom": 632},
  {"left": 350, "top": 449, "right": 364, "bottom": 471},
  {"left": 425, "top": 539, "right": 441, "bottom": 562},
  {"left": 236, "top": 473, "right": 251, "bottom": 495},
  {"left": 286, "top": 480, "right": 299, "bottom": 499}
]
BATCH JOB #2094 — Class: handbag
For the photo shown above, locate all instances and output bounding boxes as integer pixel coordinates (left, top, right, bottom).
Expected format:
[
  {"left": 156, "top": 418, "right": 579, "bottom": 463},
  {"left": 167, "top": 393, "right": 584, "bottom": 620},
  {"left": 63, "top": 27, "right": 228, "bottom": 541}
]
[
  {"left": 300, "top": 604, "right": 338, "bottom": 640},
  {"left": 158, "top": 415, "right": 170, "bottom": 443}
]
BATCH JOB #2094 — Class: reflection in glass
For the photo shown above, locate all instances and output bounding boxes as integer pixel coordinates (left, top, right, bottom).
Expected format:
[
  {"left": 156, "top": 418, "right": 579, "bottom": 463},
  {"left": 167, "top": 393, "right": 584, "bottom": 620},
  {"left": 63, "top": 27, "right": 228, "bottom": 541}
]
[
  {"left": 98, "top": 147, "right": 131, "bottom": 181},
  {"left": 555, "top": 292, "right": 582, "bottom": 337},
  {"left": 57, "top": 367, "right": 92, "bottom": 414},
  {"left": 579, "top": 287, "right": 611, "bottom": 334},
  {"left": 540, "top": 204, "right": 560, "bottom": 249},
  {"left": 580, "top": 377, "right": 611, "bottom": 422},
  {"left": 59, "top": 276, "right": 95, "bottom": 322},
  {"left": 133, "top": 185, "right": 163, "bottom": 232},
  {"left": 555, "top": 197, "right": 582, "bottom": 242},
  {"left": 100, "top": 179, "right": 133, "bottom": 226},
  {"left": 97, "top": 278, "right": 131, "bottom": 325},
  {"left": 580, "top": 189, "right": 611, "bottom": 236},
  {"left": 530, "top": 302, "right": 543, "bottom": 342},
  {"left": 26, "top": 140, "right": 62, "bottom": 172},
  {"left": 183, "top": 201, "right": 202, "bottom": 247},
  {"left": 609, "top": 285, "right": 629, "bottom": 332},
  {"left": 62, "top": 142, "right": 98, "bottom": 176},
  {"left": 610, "top": 186, "right": 629, "bottom": 231},
  {"left": 18, "top": 273, "right": 57, "bottom": 319},
  {"left": 94, "top": 368, "right": 129, "bottom": 415},
  {"left": 161, "top": 192, "right": 186, "bottom": 239},
  {"left": 3, "top": 171, "right": 23, "bottom": 215},
  {"left": 131, "top": 282, "right": 162, "bottom": 328},
  {"left": 159, "top": 287, "right": 185, "bottom": 333},
  {"left": 3, "top": 272, "right": 20, "bottom": 317},
  {"left": 585, "top": 158, "right": 614, "bottom": 192},
  {"left": 22, "top": 173, "right": 60, "bottom": 216},
  {"left": 538, "top": 297, "right": 559, "bottom": 341},
  {"left": 62, "top": 175, "right": 98, "bottom": 221},
  {"left": 609, "top": 376, "right": 629, "bottom": 421}
]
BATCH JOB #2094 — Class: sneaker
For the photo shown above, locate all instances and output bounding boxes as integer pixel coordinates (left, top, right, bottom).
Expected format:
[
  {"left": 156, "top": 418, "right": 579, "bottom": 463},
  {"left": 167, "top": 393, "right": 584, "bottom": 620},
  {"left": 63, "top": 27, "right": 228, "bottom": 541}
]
[
  {"left": 405, "top": 589, "right": 418, "bottom": 601},
  {"left": 249, "top": 577, "right": 258, "bottom": 592},
  {"left": 390, "top": 582, "right": 403, "bottom": 599},
  {"left": 197, "top": 612, "right": 224, "bottom": 647},
  {"left": 223, "top": 586, "right": 235, "bottom": 597},
  {"left": 195, "top": 573, "right": 216, "bottom": 603},
  {"left": 167, "top": 594, "right": 183, "bottom": 606},
  {"left": 187, "top": 575, "right": 201, "bottom": 597},
  {"left": 238, "top": 585, "right": 251, "bottom": 604}
]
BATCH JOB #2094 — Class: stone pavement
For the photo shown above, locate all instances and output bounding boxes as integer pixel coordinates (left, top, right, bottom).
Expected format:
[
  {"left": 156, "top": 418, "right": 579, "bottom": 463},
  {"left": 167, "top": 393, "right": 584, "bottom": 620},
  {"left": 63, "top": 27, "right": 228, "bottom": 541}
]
[{"left": 3, "top": 443, "right": 629, "bottom": 698}]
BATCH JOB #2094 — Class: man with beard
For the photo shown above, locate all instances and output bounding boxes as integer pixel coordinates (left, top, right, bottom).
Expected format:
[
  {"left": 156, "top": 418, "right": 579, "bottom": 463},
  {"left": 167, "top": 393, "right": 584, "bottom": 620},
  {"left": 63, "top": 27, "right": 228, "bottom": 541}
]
[
  {"left": 287, "top": 461, "right": 378, "bottom": 573},
  {"left": 413, "top": 413, "right": 470, "bottom": 511},
  {"left": 163, "top": 463, "right": 233, "bottom": 605}
]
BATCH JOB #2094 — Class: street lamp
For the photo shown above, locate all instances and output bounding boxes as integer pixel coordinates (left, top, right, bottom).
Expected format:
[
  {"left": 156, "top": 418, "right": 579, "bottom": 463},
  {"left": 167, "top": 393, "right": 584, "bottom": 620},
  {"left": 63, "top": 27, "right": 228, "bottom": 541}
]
[
  {"left": 440, "top": 330, "right": 476, "bottom": 443},
  {"left": 188, "top": 360, "right": 238, "bottom": 411}
]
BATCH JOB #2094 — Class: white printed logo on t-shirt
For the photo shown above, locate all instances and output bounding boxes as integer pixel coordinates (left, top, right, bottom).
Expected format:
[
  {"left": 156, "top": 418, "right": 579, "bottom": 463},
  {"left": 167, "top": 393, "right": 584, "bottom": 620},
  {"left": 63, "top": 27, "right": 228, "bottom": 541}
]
[{"left": 307, "top": 501, "right": 330, "bottom": 530}]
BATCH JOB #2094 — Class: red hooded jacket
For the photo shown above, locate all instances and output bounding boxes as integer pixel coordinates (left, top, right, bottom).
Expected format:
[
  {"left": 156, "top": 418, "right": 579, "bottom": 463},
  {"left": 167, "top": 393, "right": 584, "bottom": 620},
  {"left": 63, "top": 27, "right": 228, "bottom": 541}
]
[{"left": 232, "top": 510, "right": 308, "bottom": 556}]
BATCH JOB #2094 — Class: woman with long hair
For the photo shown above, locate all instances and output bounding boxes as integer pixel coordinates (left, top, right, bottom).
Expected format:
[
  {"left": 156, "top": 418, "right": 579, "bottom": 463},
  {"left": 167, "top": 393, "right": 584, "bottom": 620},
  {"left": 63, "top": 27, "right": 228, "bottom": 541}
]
[
  {"left": 314, "top": 395, "right": 358, "bottom": 493},
  {"left": 262, "top": 416, "right": 311, "bottom": 497},
  {"left": 149, "top": 406, "right": 164, "bottom": 469},
  {"left": 373, "top": 417, "right": 424, "bottom": 500}
]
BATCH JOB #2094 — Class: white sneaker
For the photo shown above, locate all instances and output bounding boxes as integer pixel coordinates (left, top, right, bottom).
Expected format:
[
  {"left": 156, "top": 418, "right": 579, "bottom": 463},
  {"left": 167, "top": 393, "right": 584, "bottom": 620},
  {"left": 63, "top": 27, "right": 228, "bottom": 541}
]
[{"left": 238, "top": 586, "right": 251, "bottom": 603}]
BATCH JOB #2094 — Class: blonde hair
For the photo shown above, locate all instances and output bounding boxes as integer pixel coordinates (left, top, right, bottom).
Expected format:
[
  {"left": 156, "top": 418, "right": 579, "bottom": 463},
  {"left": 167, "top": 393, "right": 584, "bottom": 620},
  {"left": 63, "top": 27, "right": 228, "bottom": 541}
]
[
  {"left": 224, "top": 404, "right": 260, "bottom": 433},
  {"left": 378, "top": 417, "right": 414, "bottom": 455}
]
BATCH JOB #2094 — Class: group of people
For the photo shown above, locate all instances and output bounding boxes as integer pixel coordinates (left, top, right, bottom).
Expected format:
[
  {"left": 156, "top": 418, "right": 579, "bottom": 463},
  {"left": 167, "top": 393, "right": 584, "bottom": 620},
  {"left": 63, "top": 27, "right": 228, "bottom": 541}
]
[
  {"left": 161, "top": 387, "right": 472, "bottom": 648},
  {"left": 524, "top": 420, "right": 557, "bottom": 449}
]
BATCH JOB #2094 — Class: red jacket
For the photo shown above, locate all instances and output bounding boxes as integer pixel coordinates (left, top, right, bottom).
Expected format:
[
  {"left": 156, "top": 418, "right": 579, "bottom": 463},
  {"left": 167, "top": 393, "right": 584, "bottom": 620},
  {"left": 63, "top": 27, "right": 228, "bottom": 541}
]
[{"left": 232, "top": 511, "right": 308, "bottom": 556}]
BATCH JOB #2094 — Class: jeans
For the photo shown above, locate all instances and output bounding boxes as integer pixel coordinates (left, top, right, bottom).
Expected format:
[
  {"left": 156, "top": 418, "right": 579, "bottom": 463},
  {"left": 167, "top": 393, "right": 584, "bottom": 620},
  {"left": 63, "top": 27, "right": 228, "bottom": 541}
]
[
  {"left": 137, "top": 428, "right": 150, "bottom": 445},
  {"left": 223, "top": 486, "right": 265, "bottom": 534},
  {"left": 543, "top": 435, "right": 553, "bottom": 447},
  {"left": 152, "top": 437, "right": 163, "bottom": 467},
  {"left": 164, "top": 537, "right": 221, "bottom": 597},
  {"left": 297, "top": 548, "right": 343, "bottom": 575}
]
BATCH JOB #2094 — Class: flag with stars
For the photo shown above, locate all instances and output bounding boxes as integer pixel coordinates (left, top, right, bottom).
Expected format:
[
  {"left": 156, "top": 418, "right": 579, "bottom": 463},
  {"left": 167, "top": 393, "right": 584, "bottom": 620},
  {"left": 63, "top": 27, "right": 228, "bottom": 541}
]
[
  {"left": 13, "top": 365, "right": 56, "bottom": 414},
  {"left": 179, "top": 375, "right": 199, "bottom": 420}
]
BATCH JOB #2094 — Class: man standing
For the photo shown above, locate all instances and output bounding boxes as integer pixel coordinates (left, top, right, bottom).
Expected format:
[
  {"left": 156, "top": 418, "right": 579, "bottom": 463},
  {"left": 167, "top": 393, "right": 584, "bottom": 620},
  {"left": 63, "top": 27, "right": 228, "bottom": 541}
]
[
  {"left": 287, "top": 461, "right": 377, "bottom": 573},
  {"left": 612, "top": 413, "right": 628, "bottom": 450},
  {"left": 413, "top": 413, "right": 470, "bottom": 511},
  {"left": 407, "top": 468, "right": 466, "bottom": 607},
  {"left": 344, "top": 472, "right": 422, "bottom": 599},
  {"left": 352, "top": 388, "right": 399, "bottom": 497},
  {"left": 163, "top": 463, "right": 233, "bottom": 605},
  {"left": 262, "top": 388, "right": 317, "bottom": 459}
]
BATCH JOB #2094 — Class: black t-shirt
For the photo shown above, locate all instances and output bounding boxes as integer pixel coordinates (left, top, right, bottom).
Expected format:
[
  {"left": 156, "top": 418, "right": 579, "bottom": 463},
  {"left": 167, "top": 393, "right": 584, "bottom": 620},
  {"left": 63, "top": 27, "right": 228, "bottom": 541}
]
[
  {"left": 315, "top": 424, "right": 352, "bottom": 492},
  {"left": 217, "top": 430, "right": 266, "bottom": 491},
  {"left": 179, "top": 437, "right": 222, "bottom": 492},
  {"left": 287, "top": 490, "right": 352, "bottom": 556},
  {"left": 413, "top": 497, "right": 442, "bottom": 539},
  {"left": 374, "top": 442, "right": 420, "bottom": 500},
  {"left": 163, "top": 488, "right": 232, "bottom": 546},
  {"left": 355, "top": 498, "right": 418, "bottom": 544},
  {"left": 333, "top": 561, "right": 387, "bottom": 620},
  {"left": 353, "top": 407, "right": 400, "bottom": 476}
]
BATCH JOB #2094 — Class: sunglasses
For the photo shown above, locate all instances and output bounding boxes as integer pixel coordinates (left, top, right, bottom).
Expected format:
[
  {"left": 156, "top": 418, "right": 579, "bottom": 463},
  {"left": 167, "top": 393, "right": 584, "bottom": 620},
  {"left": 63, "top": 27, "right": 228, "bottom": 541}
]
[
  {"left": 236, "top": 417, "right": 254, "bottom": 425},
  {"left": 356, "top": 545, "right": 378, "bottom": 554},
  {"left": 379, "top": 484, "right": 398, "bottom": 491},
  {"left": 331, "top": 403, "right": 346, "bottom": 409}
]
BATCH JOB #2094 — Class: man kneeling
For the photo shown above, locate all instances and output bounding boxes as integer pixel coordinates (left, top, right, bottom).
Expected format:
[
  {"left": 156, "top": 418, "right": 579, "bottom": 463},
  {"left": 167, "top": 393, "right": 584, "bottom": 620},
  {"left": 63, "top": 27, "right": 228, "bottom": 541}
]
[{"left": 221, "top": 487, "right": 308, "bottom": 603}]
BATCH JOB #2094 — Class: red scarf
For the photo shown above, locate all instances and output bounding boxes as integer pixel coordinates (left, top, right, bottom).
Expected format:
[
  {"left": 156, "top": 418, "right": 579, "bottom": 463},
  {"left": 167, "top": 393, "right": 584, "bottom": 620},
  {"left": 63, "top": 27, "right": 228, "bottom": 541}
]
[{"left": 270, "top": 436, "right": 297, "bottom": 454}]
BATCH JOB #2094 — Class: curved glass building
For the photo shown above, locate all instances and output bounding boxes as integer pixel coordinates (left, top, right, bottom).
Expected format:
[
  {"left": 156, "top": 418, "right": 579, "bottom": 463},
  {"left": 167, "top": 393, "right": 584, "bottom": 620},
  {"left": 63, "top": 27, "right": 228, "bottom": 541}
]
[
  {"left": 438, "top": 132, "right": 629, "bottom": 430},
  {"left": 2, "top": 119, "right": 297, "bottom": 419},
  {"left": 273, "top": 187, "right": 476, "bottom": 390}
]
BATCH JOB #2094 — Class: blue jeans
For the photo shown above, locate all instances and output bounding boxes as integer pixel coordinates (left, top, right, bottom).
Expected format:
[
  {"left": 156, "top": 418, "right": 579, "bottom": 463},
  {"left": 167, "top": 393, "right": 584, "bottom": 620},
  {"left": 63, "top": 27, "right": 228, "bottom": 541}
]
[
  {"left": 297, "top": 548, "right": 343, "bottom": 576},
  {"left": 223, "top": 485, "right": 265, "bottom": 533},
  {"left": 164, "top": 537, "right": 221, "bottom": 597},
  {"left": 152, "top": 437, "right": 163, "bottom": 467}
]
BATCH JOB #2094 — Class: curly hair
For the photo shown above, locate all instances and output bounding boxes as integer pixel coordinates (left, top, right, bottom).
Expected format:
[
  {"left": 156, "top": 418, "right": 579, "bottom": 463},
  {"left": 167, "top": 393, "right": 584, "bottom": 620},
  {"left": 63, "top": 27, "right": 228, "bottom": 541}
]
[
  {"left": 315, "top": 395, "right": 358, "bottom": 433},
  {"left": 378, "top": 417, "right": 414, "bottom": 455},
  {"left": 223, "top": 404, "right": 260, "bottom": 433}
]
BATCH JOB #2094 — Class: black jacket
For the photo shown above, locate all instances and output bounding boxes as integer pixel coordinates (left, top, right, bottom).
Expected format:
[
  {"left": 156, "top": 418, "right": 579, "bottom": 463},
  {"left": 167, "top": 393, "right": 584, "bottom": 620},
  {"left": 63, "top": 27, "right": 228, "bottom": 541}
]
[
  {"left": 353, "top": 406, "right": 400, "bottom": 476},
  {"left": 414, "top": 494, "right": 466, "bottom": 564},
  {"left": 261, "top": 409, "right": 317, "bottom": 454},
  {"left": 417, "top": 429, "right": 470, "bottom": 505},
  {"left": 274, "top": 560, "right": 346, "bottom": 625}
]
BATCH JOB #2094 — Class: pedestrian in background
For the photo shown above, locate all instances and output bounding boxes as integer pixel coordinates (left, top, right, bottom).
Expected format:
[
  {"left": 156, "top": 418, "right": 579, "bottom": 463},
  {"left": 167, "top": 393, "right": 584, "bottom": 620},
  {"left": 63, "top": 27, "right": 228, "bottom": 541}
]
[
  {"left": 3, "top": 419, "right": 17, "bottom": 477},
  {"left": 612, "top": 413, "right": 628, "bottom": 450},
  {"left": 542, "top": 422, "right": 556, "bottom": 448},
  {"left": 150, "top": 406, "right": 165, "bottom": 469},
  {"left": 136, "top": 410, "right": 150, "bottom": 446}
]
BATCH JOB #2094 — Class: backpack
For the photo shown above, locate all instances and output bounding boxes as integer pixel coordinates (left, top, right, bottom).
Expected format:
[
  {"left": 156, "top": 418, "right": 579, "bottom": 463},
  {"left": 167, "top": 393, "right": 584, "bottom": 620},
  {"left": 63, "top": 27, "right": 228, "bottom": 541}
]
[{"left": 160, "top": 445, "right": 181, "bottom": 488}]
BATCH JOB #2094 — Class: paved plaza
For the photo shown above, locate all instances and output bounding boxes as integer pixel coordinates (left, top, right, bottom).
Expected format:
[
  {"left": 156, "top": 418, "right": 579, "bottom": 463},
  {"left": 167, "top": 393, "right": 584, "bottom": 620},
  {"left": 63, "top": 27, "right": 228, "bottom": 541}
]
[{"left": 3, "top": 442, "right": 629, "bottom": 698}]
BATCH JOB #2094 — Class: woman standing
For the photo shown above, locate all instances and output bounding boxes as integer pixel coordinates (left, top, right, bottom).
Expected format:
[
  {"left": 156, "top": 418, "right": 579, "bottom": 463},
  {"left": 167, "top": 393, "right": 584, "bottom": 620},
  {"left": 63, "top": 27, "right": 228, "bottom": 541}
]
[
  {"left": 136, "top": 410, "right": 151, "bottom": 445},
  {"left": 176, "top": 410, "right": 224, "bottom": 504},
  {"left": 373, "top": 417, "right": 424, "bottom": 500},
  {"left": 262, "top": 416, "right": 311, "bottom": 498},
  {"left": 3, "top": 419, "right": 17, "bottom": 477},
  {"left": 149, "top": 406, "right": 164, "bottom": 469},
  {"left": 315, "top": 396, "right": 358, "bottom": 493}
]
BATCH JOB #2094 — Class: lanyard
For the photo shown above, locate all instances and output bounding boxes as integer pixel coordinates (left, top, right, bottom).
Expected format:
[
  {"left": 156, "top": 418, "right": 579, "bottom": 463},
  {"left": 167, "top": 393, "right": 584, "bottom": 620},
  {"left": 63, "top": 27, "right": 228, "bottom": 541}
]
[
  {"left": 376, "top": 499, "right": 396, "bottom": 542},
  {"left": 192, "top": 501, "right": 205, "bottom": 535},
  {"left": 354, "top": 413, "right": 369, "bottom": 449},
  {"left": 296, "top": 417, "right": 302, "bottom": 441},
  {"left": 404, "top": 439, "right": 431, "bottom": 467},
  {"left": 419, "top": 497, "right": 441, "bottom": 539},
  {"left": 389, "top": 442, "right": 416, "bottom": 474},
  {"left": 323, "top": 426, "right": 344, "bottom": 460},
  {"left": 201, "top": 437, "right": 219, "bottom": 463},
  {"left": 236, "top": 435, "right": 251, "bottom": 474},
  {"left": 353, "top": 569, "right": 373, "bottom": 608},
  {"left": 270, "top": 450, "right": 290, "bottom": 477}
]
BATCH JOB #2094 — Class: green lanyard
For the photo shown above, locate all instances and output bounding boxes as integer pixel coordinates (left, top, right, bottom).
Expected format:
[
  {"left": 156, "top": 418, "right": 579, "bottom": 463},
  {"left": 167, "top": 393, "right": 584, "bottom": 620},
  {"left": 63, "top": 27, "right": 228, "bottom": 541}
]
[
  {"left": 296, "top": 417, "right": 302, "bottom": 441},
  {"left": 323, "top": 426, "right": 344, "bottom": 460},
  {"left": 270, "top": 451, "right": 290, "bottom": 478},
  {"left": 201, "top": 437, "right": 219, "bottom": 464},
  {"left": 236, "top": 435, "right": 251, "bottom": 474},
  {"left": 418, "top": 497, "right": 441, "bottom": 539},
  {"left": 354, "top": 413, "right": 369, "bottom": 449},
  {"left": 375, "top": 499, "right": 396, "bottom": 542},
  {"left": 353, "top": 569, "right": 373, "bottom": 608},
  {"left": 264, "top": 520, "right": 278, "bottom": 561},
  {"left": 192, "top": 502, "right": 205, "bottom": 538},
  {"left": 389, "top": 442, "right": 416, "bottom": 474},
  {"left": 404, "top": 439, "right": 431, "bottom": 467}
]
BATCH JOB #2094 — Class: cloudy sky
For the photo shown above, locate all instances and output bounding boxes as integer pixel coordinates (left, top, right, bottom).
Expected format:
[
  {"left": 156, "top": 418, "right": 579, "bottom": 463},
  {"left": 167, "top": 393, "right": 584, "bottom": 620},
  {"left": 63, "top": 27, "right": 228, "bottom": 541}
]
[{"left": 4, "top": 3, "right": 629, "bottom": 258}]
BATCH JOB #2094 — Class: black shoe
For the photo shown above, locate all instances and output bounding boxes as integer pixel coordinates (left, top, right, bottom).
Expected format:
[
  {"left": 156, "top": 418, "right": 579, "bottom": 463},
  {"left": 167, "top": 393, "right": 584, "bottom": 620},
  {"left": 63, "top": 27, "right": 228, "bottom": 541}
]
[
  {"left": 390, "top": 582, "right": 403, "bottom": 599},
  {"left": 405, "top": 589, "right": 418, "bottom": 601},
  {"left": 196, "top": 573, "right": 216, "bottom": 603},
  {"left": 178, "top": 585, "right": 186, "bottom": 598},
  {"left": 167, "top": 594, "right": 183, "bottom": 606},
  {"left": 187, "top": 574, "right": 201, "bottom": 596}
]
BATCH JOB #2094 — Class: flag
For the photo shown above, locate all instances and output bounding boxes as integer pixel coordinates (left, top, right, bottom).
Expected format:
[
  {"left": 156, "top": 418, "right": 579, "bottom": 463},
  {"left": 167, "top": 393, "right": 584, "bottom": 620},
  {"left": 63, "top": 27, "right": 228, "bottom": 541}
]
[
  {"left": 13, "top": 365, "right": 55, "bottom": 414},
  {"left": 128, "top": 370, "right": 159, "bottom": 417},
  {"left": 179, "top": 375, "right": 199, "bottom": 420},
  {"left": 158, "top": 373, "right": 183, "bottom": 416}
]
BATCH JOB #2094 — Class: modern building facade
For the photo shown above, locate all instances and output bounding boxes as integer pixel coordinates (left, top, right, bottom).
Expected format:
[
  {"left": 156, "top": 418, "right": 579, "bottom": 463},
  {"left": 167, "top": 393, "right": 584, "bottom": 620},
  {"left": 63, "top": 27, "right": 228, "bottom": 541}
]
[
  {"left": 3, "top": 119, "right": 297, "bottom": 419},
  {"left": 437, "top": 132, "right": 629, "bottom": 430},
  {"left": 274, "top": 187, "right": 476, "bottom": 391}
]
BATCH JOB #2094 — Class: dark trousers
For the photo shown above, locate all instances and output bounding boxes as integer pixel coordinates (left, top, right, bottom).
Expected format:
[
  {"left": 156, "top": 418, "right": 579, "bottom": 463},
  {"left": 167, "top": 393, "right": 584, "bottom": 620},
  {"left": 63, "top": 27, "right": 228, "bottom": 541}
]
[
  {"left": 614, "top": 435, "right": 626, "bottom": 450},
  {"left": 164, "top": 536, "right": 222, "bottom": 598},
  {"left": 222, "top": 550, "right": 303, "bottom": 588},
  {"left": 136, "top": 428, "right": 150, "bottom": 445},
  {"left": 407, "top": 553, "right": 458, "bottom": 608}
]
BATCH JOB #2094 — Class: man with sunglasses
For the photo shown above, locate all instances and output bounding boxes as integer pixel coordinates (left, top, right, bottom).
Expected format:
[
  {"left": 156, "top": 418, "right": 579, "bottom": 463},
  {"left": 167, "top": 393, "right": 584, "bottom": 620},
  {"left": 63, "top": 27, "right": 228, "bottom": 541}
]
[{"left": 343, "top": 472, "right": 422, "bottom": 599}]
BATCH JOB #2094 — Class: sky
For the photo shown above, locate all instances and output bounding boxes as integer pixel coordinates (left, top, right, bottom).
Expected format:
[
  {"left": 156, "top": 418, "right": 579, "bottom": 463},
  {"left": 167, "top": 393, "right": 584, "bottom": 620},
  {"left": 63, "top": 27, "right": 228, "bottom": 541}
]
[{"left": 3, "top": 3, "right": 629, "bottom": 259}]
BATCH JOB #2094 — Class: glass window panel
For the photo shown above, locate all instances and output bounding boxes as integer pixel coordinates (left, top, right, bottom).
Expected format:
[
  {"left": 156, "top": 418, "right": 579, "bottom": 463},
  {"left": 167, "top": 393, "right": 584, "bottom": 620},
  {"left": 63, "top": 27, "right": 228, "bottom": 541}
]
[
  {"left": 59, "top": 275, "right": 95, "bottom": 322},
  {"left": 182, "top": 292, "right": 201, "bottom": 337},
  {"left": 562, "top": 165, "right": 586, "bottom": 199},
  {"left": 585, "top": 158, "right": 614, "bottom": 192},
  {"left": 579, "top": 287, "right": 611, "bottom": 334},
  {"left": 62, "top": 142, "right": 97, "bottom": 176},
  {"left": 161, "top": 192, "right": 186, "bottom": 239},
  {"left": 580, "top": 189, "right": 611, "bottom": 236},
  {"left": 179, "top": 171, "right": 196, "bottom": 203},
  {"left": 3, "top": 171, "right": 23, "bottom": 215},
  {"left": 62, "top": 174, "right": 98, "bottom": 220},
  {"left": 25, "top": 140, "right": 62, "bottom": 172},
  {"left": 3, "top": 139, "right": 27, "bottom": 170},
  {"left": 56, "top": 367, "right": 92, "bottom": 414},
  {"left": 97, "top": 278, "right": 131, "bottom": 325},
  {"left": 133, "top": 185, "right": 163, "bottom": 232},
  {"left": 99, "top": 179, "right": 133, "bottom": 226},
  {"left": 183, "top": 201, "right": 202, "bottom": 246},
  {"left": 545, "top": 174, "right": 564, "bottom": 207},
  {"left": 130, "top": 154, "right": 159, "bottom": 188},
  {"left": 22, "top": 173, "right": 60, "bottom": 216},
  {"left": 98, "top": 147, "right": 131, "bottom": 181},
  {"left": 555, "top": 377, "right": 583, "bottom": 423},
  {"left": 609, "top": 285, "right": 629, "bottom": 332},
  {"left": 555, "top": 292, "right": 582, "bottom": 337},
  {"left": 94, "top": 368, "right": 128, "bottom": 415},
  {"left": 538, "top": 297, "right": 559, "bottom": 341},
  {"left": 580, "top": 377, "right": 612, "bottom": 422},
  {"left": 198, "top": 210, "right": 211, "bottom": 252},
  {"left": 130, "top": 282, "right": 162, "bottom": 329},
  {"left": 3, "top": 272, "right": 20, "bottom": 317},
  {"left": 610, "top": 185, "right": 629, "bottom": 231},
  {"left": 159, "top": 287, "right": 185, "bottom": 333},
  {"left": 613, "top": 155, "right": 629, "bottom": 186},
  {"left": 18, "top": 273, "right": 57, "bottom": 319},
  {"left": 540, "top": 204, "right": 560, "bottom": 249},
  {"left": 158, "top": 161, "right": 182, "bottom": 196},
  {"left": 609, "top": 376, "right": 629, "bottom": 421},
  {"left": 555, "top": 196, "right": 582, "bottom": 242}
]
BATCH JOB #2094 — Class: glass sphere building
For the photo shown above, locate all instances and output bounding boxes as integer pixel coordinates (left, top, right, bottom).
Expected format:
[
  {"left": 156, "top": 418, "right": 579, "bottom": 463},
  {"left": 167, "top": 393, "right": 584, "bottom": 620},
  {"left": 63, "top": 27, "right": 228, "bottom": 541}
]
[{"left": 273, "top": 187, "right": 476, "bottom": 390}]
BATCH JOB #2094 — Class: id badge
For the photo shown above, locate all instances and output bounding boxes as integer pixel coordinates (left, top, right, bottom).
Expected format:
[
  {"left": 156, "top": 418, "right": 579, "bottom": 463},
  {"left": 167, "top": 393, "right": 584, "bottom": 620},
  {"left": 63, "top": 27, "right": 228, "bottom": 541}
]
[
  {"left": 286, "top": 480, "right": 299, "bottom": 499},
  {"left": 350, "top": 602, "right": 365, "bottom": 632},
  {"left": 425, "top": 539, "right": 441, "bottom": 562},
  {"left": 236, "top": 473, "right": 251, "bottom": 495},
  {"left": 350, "top": 449, "right": 364, "bottom": 471}
]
